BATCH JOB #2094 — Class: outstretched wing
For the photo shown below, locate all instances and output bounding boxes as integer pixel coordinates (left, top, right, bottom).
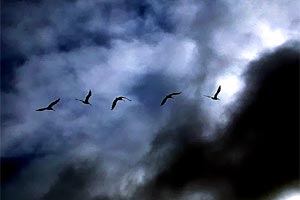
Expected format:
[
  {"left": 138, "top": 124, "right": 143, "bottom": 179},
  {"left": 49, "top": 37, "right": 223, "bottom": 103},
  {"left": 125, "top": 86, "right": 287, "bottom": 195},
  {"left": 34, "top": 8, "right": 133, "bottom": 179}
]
[
  {"left": 47, "top": 98, "right": 60, "bottom": 108},
  {"left": 85, "top": 90, "right": 92, "bottom": 102},
  {"left": 36, "top": 107, "right": 47, "bottom": 111},
  {"left": 170, "top": 92, "right": 181, "bottom": 96},
  {"left": 160, "top": 96, "right": 168, "bottom": 106},
  {"left": 213, "top": 86, "right": 221, "bottom": 99},
  {"left": 111, "top": 98, "right": 118, "bottom": 110},
  {"left": 203, "top": 95, "right": 211, "bottom": 98},
  {"left": 122, "top": 96, "right": 132, "bottom": 101}
]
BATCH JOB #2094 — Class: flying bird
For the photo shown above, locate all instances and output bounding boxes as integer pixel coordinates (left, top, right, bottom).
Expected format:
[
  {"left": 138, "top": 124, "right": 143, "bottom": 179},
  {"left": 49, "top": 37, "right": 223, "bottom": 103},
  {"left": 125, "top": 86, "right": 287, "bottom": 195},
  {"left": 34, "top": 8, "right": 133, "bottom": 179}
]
[
  {"left": 76, "top": 90, "right": 92, "bottom": 105},
  {"left": 204, "top": 85, "right": 221, "bottom": 100},
  {"left": 160, "top": 92, "right": 181, "bottom": 106},
  {"left": 111, "top": 96, "right": 132, "bottom": 110},
  {"left": 36, "top": 98, "right": 60, "bottom": 111}
]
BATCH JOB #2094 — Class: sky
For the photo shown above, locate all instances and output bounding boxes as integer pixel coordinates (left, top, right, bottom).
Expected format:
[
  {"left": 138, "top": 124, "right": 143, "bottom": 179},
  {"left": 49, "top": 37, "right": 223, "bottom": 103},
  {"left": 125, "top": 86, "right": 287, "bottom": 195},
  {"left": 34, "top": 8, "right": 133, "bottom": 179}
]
[{"left": 1, "top": 0, "right": 299, "bottom": 200}]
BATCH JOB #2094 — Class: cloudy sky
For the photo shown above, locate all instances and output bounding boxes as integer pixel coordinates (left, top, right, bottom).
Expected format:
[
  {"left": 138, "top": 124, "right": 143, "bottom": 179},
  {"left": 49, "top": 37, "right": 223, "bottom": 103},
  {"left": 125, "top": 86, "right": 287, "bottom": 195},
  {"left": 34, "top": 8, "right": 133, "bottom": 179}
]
[{"left": 1, "top": 0, "right": 299, "bottom": 199}]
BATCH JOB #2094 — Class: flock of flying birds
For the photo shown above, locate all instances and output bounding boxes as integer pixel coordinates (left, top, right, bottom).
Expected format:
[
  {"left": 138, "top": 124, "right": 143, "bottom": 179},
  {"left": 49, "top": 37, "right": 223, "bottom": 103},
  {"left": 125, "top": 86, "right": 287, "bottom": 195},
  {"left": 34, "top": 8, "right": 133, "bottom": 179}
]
[{"left": 36, "top": 85, "right": 222, "bottom": 111}]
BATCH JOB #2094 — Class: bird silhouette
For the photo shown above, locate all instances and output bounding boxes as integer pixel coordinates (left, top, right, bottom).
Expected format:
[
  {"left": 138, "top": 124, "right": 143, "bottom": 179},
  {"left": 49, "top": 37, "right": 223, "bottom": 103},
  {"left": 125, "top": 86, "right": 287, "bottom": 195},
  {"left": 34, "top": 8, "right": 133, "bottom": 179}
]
[
  {"left": 111, "top": 96, "right": 132, "bottom": 110},
  {"left": 204, "top": 85, "right": 221, "bottom": 100},
  {"left": 76, "top": 90, "right": 92, "bottom": 105},
  {"left": 36, "top": 98, "right": 60, "bottom": 111},
  {"left": 160, "top": 92, "right": 181, "bottom": 106}
]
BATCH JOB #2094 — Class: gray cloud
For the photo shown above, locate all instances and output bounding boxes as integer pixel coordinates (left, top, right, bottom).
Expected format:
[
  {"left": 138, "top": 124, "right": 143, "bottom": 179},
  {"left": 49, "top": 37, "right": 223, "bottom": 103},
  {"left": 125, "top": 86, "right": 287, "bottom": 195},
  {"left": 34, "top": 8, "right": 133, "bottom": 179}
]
[
  {"left": 1, "top": 0, "right": 299, "bottom": 200},
  {"left": 130, "top": 42, "right": 299, "bottom": 200},
  {"left": 43, "top": 159, "right": 103, "bottom": 200}
]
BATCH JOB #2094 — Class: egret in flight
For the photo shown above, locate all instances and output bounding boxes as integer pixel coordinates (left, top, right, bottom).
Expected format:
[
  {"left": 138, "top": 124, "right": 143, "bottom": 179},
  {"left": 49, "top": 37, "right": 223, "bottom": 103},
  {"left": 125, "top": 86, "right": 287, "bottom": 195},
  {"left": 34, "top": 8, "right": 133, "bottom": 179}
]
[
  {"left": 160, "top": 92, "right": 181, "bottom": 106},
  {"left": 204, "top": 85, "right": 221, "bottom": 100},
  {"left": 76, "top": 90, "right": 92, "bottom": 105},
  {"left": 36, "top": 98, "right": 60, "bottom": 111},
  {"left": 111, "top": 96, "right": 132, "bottom": 110}
]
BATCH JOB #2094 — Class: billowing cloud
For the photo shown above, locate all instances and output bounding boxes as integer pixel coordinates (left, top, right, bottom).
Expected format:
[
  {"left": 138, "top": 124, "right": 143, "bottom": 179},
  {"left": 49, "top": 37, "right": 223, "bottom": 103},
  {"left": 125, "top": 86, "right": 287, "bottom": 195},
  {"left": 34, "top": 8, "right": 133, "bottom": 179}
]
[
  {"left": 131, "top": 43, "right": 299, "bottom": 200},
  {"left": 1, "top": 0, "right": 299, "bottom": 200}
]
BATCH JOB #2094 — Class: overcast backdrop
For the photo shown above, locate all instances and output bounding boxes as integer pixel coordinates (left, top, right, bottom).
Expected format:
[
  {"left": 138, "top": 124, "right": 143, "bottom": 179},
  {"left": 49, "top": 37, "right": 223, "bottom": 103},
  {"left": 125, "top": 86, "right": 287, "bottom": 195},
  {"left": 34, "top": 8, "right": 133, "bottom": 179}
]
[{"left": 1, "top": 0, "right": 299, "bottom": 200}]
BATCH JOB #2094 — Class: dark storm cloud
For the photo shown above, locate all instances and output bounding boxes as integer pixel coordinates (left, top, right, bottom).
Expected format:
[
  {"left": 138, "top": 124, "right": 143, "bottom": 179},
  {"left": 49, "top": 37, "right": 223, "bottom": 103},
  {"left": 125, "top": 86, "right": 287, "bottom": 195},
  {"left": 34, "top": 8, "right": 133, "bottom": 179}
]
[
  {"left": 1, "top": 0, "right": 300, "bottom": 200},
  {"left": 221, "top": 41, "right": 299, "bottom": 198},
  {"left": 43, "top": 160, "right": 101, "bottom": 200},
  {"left": 2, "top": 155, "right": 116, "bottom": 200},
  {"left": 133, "top": 42, "right": 300, "bottom": 200},
  {"left": 0, "top": 153, "right": 47, "bottom": 184}
]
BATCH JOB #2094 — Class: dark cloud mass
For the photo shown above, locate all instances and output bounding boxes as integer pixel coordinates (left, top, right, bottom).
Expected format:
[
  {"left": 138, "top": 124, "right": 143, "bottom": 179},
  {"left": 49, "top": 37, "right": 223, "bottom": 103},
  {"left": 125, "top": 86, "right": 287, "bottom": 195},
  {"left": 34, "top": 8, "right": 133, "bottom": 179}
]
[
  {"left": 43, "top": 164, "right": 94, "bottom": 200},
  {"left": 43, "top": 159, "right": 105, "bottom": 200},
  {"left": 134, "top": 43, "right": 300, "bottom": 200},
  {"left": 1, "top": 0, "right": 299, "bottom": 200}
]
